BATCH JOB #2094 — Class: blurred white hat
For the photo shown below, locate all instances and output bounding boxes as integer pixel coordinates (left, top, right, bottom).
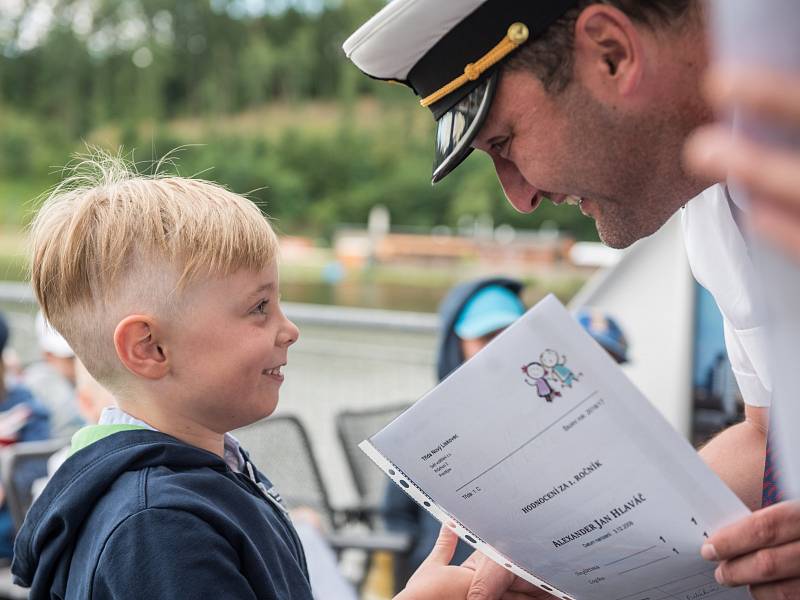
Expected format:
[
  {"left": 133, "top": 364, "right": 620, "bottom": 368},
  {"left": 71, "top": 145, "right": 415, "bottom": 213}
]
[{"left": 35, "top": 311, "right": 74, "bottom": 358}]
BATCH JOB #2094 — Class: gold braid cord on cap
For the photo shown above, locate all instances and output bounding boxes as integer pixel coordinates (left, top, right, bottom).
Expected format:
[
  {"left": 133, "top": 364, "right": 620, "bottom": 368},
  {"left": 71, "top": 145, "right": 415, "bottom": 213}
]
[{"left": 419, "top": 22, "right": 529, "bottom": 108}]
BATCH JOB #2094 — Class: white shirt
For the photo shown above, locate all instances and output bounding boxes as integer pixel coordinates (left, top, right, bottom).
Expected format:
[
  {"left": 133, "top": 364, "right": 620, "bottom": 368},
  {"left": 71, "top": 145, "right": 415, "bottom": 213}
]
[{"left": 682, "top": 184, "right": 772, "bottom": 407}]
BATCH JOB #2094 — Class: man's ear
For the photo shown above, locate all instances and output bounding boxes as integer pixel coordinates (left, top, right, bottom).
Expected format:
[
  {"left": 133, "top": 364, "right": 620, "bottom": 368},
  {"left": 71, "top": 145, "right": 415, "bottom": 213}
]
[
  {"left": 573, "top": 4, "right": 644, "bottom": 97},
  {"left": 113, "top": 316, "right": 169, "bottom": 380}
]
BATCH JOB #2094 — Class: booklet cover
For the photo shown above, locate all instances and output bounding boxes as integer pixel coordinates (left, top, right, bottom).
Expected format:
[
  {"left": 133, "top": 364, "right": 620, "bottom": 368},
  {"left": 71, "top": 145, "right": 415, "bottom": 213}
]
[{"left": 361, "top": 295, "right": 750, "bottom": 600}]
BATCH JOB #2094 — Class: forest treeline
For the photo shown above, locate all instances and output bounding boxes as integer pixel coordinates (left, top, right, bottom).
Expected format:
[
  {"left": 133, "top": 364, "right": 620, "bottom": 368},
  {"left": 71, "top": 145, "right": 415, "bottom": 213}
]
[{"left": 0, "top": 0, "right": 597, "bottom": 239}]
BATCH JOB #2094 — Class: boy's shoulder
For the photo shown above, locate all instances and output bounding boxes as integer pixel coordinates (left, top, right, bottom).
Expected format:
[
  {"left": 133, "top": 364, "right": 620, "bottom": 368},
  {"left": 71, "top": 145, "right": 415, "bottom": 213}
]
[{"left": 13, "top": 429, "right": 312, "bottom": 600}]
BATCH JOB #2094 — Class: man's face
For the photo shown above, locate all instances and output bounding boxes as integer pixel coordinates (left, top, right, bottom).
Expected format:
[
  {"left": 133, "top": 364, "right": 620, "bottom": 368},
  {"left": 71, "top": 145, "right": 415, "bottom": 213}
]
[
  {"left": 472, "top": 68, "right": 701, "bottom": 249},
  {"left": 460, "top": 328, "right": 504, "bottom": 361}
]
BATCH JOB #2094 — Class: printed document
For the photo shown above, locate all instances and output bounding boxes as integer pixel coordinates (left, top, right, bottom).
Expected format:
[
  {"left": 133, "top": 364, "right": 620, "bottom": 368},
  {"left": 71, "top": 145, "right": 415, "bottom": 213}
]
[{"left": 361, "top": 295, "right": 750, "bottom": 600}]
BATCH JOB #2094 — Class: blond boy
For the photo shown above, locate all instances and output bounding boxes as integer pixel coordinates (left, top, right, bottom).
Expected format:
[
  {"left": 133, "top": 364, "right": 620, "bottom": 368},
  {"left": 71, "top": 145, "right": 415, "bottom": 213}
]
[{"left": 11, "top": 154, "right": 480, "bottom": 600}]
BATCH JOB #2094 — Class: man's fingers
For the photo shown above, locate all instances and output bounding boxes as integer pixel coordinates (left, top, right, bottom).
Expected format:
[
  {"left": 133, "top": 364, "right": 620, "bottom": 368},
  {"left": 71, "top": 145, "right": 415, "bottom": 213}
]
[
  {"left": 751, "top": 203, "right": 800, "bottom": 262},
  {"left": 421, "top": 524, "right": 459, "bottom": 568},
  {"left": 467, "top": 557, "right": 516, "bottom": 600},
  {"left": 749, "top": 577, "right": 800, "bottom": 600},
  {"left": 715, "top": 541, "right": 800, "bottom": 586},
  {"left": 685, "top": 126, "right": 800, "bottom": 210},
  {"left": 725, "top": 141, "right": 800, "bottom": 211},
  {"left": 704, "top": 501, "right": 800, "bottom": 561},
  {"left": 706, "top": 68, "right": 800, "bottom": 122}
]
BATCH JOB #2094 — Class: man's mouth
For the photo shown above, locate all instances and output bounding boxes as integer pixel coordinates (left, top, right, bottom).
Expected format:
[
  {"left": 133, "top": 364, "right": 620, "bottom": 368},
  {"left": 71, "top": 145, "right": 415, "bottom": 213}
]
[{"left": 533, "top": 191, "right": 583, "bottom": 209}]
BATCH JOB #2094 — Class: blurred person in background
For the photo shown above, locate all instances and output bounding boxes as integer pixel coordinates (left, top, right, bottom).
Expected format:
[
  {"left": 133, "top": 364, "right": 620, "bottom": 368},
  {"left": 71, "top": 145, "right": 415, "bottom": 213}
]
[
  {"left": 0, "top": 312, "right": 50, "bottom": 563},
  {"left": 383, "top": 277, "right": 526, "bottom": 590},
  {"left": 289, "top": 508, "right": 359, "bottom": 600},
  {"left": 23, "top": 312, "right": 83, "bottom": 439},
  {"left": 32, "top": 359, "right": 117, "bottom": 501},
  {"left": 575, "top": 308, "right": 630, "bottom": 365}
]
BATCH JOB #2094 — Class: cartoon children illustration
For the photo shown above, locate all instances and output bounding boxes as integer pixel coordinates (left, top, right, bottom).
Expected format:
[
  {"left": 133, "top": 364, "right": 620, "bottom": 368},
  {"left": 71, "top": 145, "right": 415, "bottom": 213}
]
[
  {"left": 522, "top": 361, "right": 561, "bottom": 403},
  {"left": 540, "top": 349, "right": 581, "bottom": 389}
]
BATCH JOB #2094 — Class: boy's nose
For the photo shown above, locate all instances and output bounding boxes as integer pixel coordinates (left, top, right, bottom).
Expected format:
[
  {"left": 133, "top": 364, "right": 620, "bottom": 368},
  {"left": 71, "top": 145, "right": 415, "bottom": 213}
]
[{"left": 281, "top": 318, "right": 300, "bottom": 347}]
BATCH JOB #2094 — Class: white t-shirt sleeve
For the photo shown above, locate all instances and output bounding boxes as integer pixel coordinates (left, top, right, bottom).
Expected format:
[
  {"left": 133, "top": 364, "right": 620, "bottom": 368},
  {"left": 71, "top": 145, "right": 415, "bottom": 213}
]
[
  {"left": 682, "top": 185, "right": 772, "bottom": 408},
  {"left": 722, "top": 318, "right": 771, "bottom": 408}
]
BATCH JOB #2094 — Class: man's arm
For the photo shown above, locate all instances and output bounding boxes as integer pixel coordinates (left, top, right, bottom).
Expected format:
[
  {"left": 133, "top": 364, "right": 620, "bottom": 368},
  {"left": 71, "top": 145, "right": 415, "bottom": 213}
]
[{"left": 698, "top": 405, "right": 768, "bottom": 510}]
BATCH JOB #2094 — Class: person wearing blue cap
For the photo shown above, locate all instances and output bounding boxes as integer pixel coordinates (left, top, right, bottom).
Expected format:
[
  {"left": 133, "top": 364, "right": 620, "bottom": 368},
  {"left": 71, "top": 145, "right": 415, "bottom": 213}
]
[
  {"left": 383, "top": 278, "right": 525, "bottom": 589},
  {"left": 575, "top": 308, "right": 629, "bottom": 365}
]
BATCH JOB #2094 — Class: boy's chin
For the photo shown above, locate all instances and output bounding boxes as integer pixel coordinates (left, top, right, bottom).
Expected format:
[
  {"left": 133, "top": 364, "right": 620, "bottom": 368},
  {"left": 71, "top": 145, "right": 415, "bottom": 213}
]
[
  {"left": 225, "top": 402, "right": 279, "bottom": 431},
  {"left": 254, "top": 398, "right": 280, "bottom": 421}
]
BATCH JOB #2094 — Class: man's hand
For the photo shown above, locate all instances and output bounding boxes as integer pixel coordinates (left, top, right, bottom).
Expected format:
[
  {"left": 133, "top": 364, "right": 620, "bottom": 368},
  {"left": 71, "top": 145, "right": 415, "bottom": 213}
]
[
  {"left": 461, "top": 551, "right": 558, "bottom": 600},
  {"left": 685, "top": 68, "right": 800, "bottom": 261},
  {"left": 702, "top": 500, "right": 800, "bottom": 598}
]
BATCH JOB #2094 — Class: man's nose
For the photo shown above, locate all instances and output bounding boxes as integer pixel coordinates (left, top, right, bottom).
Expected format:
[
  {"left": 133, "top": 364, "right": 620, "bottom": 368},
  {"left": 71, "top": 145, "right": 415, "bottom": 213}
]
[{"left": 490, "top": 155, "right": 538, "bottom": 213}]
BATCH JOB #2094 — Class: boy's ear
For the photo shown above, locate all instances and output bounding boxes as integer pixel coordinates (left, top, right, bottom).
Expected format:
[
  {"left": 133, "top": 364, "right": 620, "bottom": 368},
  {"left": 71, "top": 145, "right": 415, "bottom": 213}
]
[{"left": 113, "top": 316, "right": 169, "bottom": 380}]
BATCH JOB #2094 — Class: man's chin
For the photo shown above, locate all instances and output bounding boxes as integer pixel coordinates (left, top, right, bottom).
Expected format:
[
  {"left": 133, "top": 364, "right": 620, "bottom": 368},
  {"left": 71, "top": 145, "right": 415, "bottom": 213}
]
[
  {"left": 581, "top": 197, "right": 669, "bottom": 249},
  {"left": 596, "top": 217, "right": 664, "bottom": 249},
  {"left": 598, "top": 233, "right": 636, "bottom": 250}
]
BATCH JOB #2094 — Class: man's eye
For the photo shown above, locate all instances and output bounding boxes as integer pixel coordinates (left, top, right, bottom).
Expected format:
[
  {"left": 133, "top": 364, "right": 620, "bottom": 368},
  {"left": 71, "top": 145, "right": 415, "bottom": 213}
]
[{"left": 490, "top": 138, "right": 509, "bottom": 154}]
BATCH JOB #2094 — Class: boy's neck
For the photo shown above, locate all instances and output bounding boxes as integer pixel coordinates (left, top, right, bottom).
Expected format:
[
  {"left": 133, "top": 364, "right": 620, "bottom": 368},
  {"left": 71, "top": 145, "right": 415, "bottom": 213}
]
[{"left": 116, "top": 402, "right": 226, "bottom": 459}]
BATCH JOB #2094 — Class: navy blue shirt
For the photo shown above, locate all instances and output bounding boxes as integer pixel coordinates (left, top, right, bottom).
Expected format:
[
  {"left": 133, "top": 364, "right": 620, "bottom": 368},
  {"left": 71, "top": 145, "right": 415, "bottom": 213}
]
[{"left": 13, "top": 429, "right": 312, "bottom": 599}]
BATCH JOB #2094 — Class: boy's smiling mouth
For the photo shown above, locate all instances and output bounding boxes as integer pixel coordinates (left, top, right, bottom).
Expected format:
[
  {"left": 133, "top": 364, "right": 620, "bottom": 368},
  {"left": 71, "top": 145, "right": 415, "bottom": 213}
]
[{"left": 262, "top": 364, "right": 285, "bottom": 380}]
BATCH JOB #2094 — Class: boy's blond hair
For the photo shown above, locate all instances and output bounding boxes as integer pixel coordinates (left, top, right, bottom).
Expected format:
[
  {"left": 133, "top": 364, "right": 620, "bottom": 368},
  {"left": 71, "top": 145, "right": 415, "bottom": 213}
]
[{"left": 29, "top": 150, "right": 279, "bottom": 389}]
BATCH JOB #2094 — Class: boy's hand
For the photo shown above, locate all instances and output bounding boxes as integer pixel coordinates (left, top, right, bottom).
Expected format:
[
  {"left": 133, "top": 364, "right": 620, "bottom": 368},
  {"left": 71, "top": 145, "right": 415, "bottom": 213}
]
[
  {"left": 462, "top": 551, "right": 558, "bottom": 600},
  {"left": 396, "top": 524, "right": 472, "bottom": 600},
  {"left": 397, "top": 524, "right": 557, "bottom": 600}
]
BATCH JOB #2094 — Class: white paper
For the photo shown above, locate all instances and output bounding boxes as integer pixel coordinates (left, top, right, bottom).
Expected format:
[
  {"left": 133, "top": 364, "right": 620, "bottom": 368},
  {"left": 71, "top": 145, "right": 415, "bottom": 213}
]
[{"left": 362, "top": 295, "right": 751, "bottom": 600}]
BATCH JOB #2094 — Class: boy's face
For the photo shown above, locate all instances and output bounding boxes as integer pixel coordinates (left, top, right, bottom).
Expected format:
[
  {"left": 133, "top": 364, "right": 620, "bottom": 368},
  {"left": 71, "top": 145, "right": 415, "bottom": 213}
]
[{"left": 165, "top": 262, "right": 299, "bottom": 433}]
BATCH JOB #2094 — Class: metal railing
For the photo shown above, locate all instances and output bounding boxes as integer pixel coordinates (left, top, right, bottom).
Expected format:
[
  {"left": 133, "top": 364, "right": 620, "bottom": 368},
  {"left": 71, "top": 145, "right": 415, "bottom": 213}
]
[{"left": 0, "top": 280, "right": 439, "bottom": 507}]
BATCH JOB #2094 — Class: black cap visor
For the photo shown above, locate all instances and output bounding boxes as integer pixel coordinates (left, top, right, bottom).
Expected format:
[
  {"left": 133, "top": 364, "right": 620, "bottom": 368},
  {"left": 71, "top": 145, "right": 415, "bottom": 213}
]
[{"left": 431, "top": 71, "right": 499, "bottom": 184}]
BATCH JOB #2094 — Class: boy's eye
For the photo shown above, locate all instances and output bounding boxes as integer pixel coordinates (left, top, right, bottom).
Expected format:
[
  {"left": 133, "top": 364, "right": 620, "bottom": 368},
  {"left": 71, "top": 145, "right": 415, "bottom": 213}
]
[{"left": 254, "top": 299, "right": 269, "bottom": 315}]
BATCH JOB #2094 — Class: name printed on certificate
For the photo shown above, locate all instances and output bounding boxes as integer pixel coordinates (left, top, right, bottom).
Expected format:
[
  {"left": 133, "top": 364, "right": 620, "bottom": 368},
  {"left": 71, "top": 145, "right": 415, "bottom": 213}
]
[{"left": 361, "top": 295, "right": 751, "bottom": 600}]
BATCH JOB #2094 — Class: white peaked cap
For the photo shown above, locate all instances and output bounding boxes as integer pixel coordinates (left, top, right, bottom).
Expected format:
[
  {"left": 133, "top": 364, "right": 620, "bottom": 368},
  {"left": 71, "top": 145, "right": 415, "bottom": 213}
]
[
  {"left": 343, "top": 0, "right": 579, "bottom": 183},
  {"left": 343, "top": 0, "right": 487, "bottom": 81}
]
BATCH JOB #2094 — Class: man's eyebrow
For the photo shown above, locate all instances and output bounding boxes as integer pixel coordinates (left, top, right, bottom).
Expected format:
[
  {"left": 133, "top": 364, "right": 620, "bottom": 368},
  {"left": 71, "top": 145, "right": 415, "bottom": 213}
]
[
  {"left": 486, "top": 134, "right": 508, "bottom": 146},
  {"left": 474, "top": 133, "right": 505, "bottom": 152}
]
